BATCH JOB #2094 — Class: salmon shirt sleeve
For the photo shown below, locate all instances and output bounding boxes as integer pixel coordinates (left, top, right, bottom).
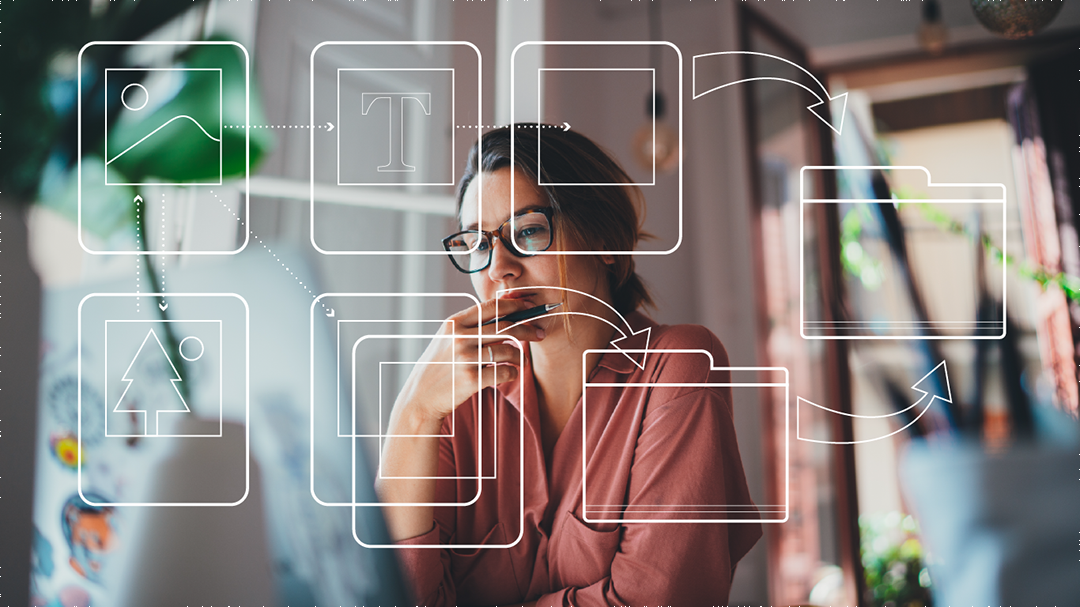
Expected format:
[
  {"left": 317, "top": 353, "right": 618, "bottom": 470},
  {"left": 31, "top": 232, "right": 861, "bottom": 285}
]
[{"left": 393, "top": 314, "right": 762, "bottom": 607}]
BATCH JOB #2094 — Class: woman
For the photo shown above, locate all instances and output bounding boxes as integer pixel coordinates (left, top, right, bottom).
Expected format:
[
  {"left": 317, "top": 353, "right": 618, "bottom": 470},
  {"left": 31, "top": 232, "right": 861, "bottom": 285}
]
[{"left": 376, "top": 126, "right": 761, "bottom": 607}]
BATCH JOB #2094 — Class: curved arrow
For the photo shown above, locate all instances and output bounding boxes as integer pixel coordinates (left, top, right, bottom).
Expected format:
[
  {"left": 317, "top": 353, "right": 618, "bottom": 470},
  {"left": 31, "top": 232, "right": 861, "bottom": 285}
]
[
  {"left": 797, "top": 360, "right": 950, "bottom": 444},
  {"left": 500, "top": 310, "right": 625, "bottom": 338},
  {"left": 494, "top": 286, "right": 652, "bottom": 370},
  {"left": 692, "top": 51, "right": 848, "bottom": 135}
]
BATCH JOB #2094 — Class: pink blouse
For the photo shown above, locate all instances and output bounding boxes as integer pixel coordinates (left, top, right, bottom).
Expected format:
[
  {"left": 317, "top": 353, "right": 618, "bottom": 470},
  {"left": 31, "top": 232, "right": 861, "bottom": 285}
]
[{"left": 395, "top": 312, "right": 762, "bottom": 606}]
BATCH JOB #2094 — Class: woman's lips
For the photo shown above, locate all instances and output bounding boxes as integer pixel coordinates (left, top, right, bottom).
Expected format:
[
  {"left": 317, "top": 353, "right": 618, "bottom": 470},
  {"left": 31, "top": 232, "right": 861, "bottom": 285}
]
[
  {"left": 500, "top": 291, "right": 537, "bottom": 303},
  {"left": 501, "top": 290, "right": 535, "bottom": 299}
]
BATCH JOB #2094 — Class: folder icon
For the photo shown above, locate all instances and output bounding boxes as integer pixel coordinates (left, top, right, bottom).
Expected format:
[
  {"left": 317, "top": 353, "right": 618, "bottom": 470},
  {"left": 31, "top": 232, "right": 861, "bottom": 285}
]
[
  {"left": 581, "top": 351, "right": 787, "bottom": 524},
  {"left": 800, "top": 166, "right": 1006, "bottom": 340}
]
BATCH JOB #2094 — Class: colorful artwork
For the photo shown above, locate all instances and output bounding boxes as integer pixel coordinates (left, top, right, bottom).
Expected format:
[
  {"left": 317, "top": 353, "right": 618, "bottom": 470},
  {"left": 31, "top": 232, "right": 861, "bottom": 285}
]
[
  {"left": 50, "top": 432, "right": 81, "bottom": 469},
  {"left": 60, "top": 493, "right": 117, "bottom": 584}
]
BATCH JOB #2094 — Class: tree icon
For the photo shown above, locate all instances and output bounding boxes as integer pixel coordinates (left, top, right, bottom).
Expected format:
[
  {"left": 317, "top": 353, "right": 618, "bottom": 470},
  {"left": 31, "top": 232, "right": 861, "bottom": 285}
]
[{"left": 112, "top": 328, "right": 190, "bottom": 436}]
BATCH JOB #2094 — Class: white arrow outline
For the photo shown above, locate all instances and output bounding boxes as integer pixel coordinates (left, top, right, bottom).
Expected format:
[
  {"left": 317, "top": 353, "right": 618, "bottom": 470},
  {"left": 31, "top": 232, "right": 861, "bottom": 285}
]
[
  {"left": 692, "top": 51, "right": 848, "bottom": 135},
  {"left": 797, "top": 361, "right": 950, "bottom": 445},
  {"left": 495, "top": 286, "right": 652, "bottom": 370}
]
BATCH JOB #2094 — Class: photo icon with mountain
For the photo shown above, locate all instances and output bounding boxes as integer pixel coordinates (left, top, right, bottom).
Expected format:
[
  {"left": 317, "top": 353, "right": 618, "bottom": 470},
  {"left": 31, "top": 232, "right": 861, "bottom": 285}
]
[{"left": 104, "top": 67, "right": 223, "bottom": 186}]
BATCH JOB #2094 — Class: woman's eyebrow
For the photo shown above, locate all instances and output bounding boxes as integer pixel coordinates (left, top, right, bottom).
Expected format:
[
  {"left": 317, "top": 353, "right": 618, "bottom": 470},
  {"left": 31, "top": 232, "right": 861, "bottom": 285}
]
[{"left": 462, "top": 205, "right": 548, "bottom": 231}]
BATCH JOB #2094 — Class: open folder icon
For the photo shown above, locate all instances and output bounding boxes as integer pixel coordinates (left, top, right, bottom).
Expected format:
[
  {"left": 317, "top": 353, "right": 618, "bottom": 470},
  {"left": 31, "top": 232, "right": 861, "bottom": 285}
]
[
  {"left": 800, "top": 166, "right": 1006, "bottom": 340},
  {"left": 581, "top": 350, "right": 788, "bottom": 524}
]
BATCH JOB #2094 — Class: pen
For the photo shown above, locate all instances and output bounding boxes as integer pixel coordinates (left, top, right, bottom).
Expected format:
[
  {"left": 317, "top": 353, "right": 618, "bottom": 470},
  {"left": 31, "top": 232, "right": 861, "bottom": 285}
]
[{"left": 482, "top": 302, "right": 563, "bottom": 326}]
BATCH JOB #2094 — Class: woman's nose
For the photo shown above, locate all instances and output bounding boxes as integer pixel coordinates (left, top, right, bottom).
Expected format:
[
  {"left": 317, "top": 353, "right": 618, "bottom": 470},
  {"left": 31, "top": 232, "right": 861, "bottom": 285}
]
[{"left": 487, "top": 236, "right": 522, "bottom": 282}]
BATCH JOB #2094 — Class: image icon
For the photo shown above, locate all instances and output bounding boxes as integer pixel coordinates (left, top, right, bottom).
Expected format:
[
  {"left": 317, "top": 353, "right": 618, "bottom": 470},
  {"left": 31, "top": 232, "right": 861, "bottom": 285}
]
[
  {"left": 104, "top": 320, "right": 222, "bottom": 438},
  {"left": 104, "top": 68, "right": 223, "bottom": 186}
]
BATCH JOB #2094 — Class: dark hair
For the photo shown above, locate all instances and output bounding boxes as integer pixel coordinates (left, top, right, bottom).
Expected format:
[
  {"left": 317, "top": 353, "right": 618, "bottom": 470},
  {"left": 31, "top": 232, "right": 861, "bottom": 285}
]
[{"left": 457, "top": 125, "right": 654, "bottom": 315}]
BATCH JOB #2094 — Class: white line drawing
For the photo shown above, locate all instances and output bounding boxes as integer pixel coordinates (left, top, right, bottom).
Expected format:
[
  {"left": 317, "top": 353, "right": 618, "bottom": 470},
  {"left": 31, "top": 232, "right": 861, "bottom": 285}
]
[
  {"left": 121, "top": 82, "right": 149, "bottom": 111},
  {"left": 103, "top": 67, "right": 223, "bottom": 186},
  {"left": 495, "top": 286, "right": 652, "bottom": 370},
  {"left": 352, "top": 335, "right": 461, "bottom": 440},
  {"left": 178, "top": 336, "right": 204, "bottom": 361},
  {"left": 797, "top": 361, "right": 951, "bottom": 445},
  {"left": 335, "top": 320, "right": 450, "bottom": 438},
  {"left": 315, "top": 293, "right": 526, "bottom": 548},
  {"left": 335, "top": 67, "right": 452, "bottom": 186},
  {"left": 107, "top": 114, "right": 222, "bottom": 166},
  {"left": 358, "top": 350, "right": 485, "bottom": 506},
  {"left": 111, "top": 328, "right": 192, "bottom": 436},
  {"left": 537, "top": 68, "right": 655, "bottom": 186},
  {"left": 581, "top": 350, "right": 789, "bottom": 524},
  {"left": 362, "top": 92, "right": 432, "bottom": 173},
  {"left": 77, "top": 41, "right": 251, "bottom": 257},
  {"left": 103, "top": 319, "right": 223, "bottom": 439},
  {"left": 353, "top": 346, "right": 525, "bottom": 549},
  {"left": 77, "top": 292, "right": 250, "bottom": 507},
  {"left": 309, "top": 292, "right": 488, "bottom": 509},
  {"left": 799, "top": 165, "right": 1006, "bottom": 340},
  {"left": 211, "top": 188, "right": 336, "bottom": 317},
  {"left": 692, "top": 51, "right": 848, "bottom": 135},
  {"left": 510, "top": 41, "right": 683, "bottom": 257},
  {"left": 309, "top": 42, "right": 482, "bottom": 256}
]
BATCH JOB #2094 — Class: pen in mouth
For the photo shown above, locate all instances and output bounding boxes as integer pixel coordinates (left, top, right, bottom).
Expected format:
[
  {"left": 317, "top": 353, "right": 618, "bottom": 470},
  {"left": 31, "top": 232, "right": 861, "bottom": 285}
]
[{"left": 482, "top": 302, "right": 563, "bottom": 326}]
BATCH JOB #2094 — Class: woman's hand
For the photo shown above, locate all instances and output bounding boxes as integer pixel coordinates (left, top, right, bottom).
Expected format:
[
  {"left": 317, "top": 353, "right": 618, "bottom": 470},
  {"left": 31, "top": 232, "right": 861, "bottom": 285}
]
[
  {"left": 376, "top": 297, "right": 545, "bottom": 540},
  {"left": 390, "top": 297, "right": 545, "bottom": 430}
]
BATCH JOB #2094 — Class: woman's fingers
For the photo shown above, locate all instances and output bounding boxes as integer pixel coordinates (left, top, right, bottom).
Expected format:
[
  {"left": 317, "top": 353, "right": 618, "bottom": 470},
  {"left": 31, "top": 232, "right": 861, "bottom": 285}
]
[
  {"left": 449, "top": 297, "right": 540, "bottom": 330},
  {"left": 477, "top": 342, "right": 524, "bottom": 364},
  {"left": 481, "top": 362, "right": 519, "bottom": 389},
  {"left": 451, "top": 339, "right": 524, "bottom": 366}
]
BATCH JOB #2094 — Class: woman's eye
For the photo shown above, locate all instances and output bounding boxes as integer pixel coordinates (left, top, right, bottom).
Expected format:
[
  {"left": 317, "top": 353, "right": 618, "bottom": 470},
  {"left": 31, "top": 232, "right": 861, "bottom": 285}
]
[{"left": 519, "top": 225, "right": 548, "bottom": 239}]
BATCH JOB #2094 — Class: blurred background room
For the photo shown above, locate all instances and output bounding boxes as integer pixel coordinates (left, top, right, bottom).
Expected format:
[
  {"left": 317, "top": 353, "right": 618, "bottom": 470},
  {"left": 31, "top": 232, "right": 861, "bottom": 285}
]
[{"left": 2, "top": 1, "right": 1078, "bottom": 606}]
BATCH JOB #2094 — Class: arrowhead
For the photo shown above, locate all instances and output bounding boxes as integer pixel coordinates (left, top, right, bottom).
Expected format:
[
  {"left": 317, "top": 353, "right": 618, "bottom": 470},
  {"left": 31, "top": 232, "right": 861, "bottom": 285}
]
[
  {"left": 610, "top": 326, "right": 651, "bottom": 371},
  {"left": 326, "top": 121, "right": 335, "bottom": 133},
  {"left": 158, "top": 303, "right": 168, "bottom": 311},
  {"left": 911, "top": 360, "right": 951, "bottom": 404},
  {"left": 562, "top": 121, "right": 571, "bottom": 132},
  {"left": 806, "top": 91, "right": 848, "bottom": 136},
  {"left": 325, "top": 308, "right": 336, "bottom": 318},
  {"left": 134, "top": 195, "right": 143, "bottom": 204}
]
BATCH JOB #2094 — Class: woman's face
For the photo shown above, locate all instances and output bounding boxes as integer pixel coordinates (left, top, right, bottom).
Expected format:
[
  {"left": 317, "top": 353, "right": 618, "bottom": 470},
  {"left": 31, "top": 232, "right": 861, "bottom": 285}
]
[{"left": 458, "top": 167, "right": 613, "bottom": 329}]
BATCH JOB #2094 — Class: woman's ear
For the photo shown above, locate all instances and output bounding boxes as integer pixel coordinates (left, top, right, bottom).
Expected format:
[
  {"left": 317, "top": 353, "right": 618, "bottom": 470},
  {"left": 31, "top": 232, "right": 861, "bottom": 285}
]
[{"left": 600, "top": 254, "right": 615, "bottom": 266}]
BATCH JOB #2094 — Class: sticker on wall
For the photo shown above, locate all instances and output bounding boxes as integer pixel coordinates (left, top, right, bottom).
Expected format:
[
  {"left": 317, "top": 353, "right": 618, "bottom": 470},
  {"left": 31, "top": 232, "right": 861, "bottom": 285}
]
[
  {"left": 61, "top": 493, "right": 118, "bottom": 584},
  {"left": 51, "top": 432, "right": 82, "bottom": 470}
]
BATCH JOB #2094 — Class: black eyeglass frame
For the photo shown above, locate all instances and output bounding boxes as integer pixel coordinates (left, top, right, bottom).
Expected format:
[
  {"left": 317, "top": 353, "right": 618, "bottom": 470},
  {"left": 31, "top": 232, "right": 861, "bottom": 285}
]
[{"left": 441, "top": 207, "right": 556, "bottom": 274}]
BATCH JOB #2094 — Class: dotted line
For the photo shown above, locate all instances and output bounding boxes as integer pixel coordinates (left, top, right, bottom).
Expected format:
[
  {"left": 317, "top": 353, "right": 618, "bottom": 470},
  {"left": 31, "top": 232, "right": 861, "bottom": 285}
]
[
  {"left": 223, "top": 123, "right": 569, "bottom": 131},
  {"left": 135, "top": 196, "right": 142, "bottom": 312},
  {"left": 455, "top": 124, "right": 569, "bottom": 129},
  {"left": 160, "top": 192, "right": 167, "bottom": 302},
  {"left": 223, "top": 124, "right": 332, "bottom": 129},
  {"left": 209, "top": 189, "right": 333, "bottom": 315}
]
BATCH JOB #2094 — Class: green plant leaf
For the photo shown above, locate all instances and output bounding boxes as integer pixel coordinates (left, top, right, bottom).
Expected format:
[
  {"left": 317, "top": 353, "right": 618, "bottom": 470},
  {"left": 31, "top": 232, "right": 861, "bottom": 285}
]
[{"left": 105, "top": 42, "right": 271, "bottom": 183}]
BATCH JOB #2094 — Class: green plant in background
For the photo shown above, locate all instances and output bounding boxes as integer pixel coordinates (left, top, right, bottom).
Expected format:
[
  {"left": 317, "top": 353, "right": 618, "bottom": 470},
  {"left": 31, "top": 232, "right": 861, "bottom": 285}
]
[
  {"left": 2, "top": 1, "right": 207, "bottom": 203},
  {"left": 903, "top": 198, "right": 1080, "bottom": 304},
  {"left": 860, "top": 511, "right": 933, "bottom": 607},
  {"left": 2, "top": 2, "right": 274, "bottom": 398},
  {"left": 838, "top": 184, "right": 1080, "bottom": 304},
  {"left": 840, "top": 204, "right": 886, "bottom": 291}
]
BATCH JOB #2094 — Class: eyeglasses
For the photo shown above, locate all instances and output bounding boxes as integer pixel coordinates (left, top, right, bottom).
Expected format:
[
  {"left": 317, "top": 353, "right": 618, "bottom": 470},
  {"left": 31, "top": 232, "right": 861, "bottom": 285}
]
[{"left": 441, "top": 208, "right": 555, "bottom": 274}]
